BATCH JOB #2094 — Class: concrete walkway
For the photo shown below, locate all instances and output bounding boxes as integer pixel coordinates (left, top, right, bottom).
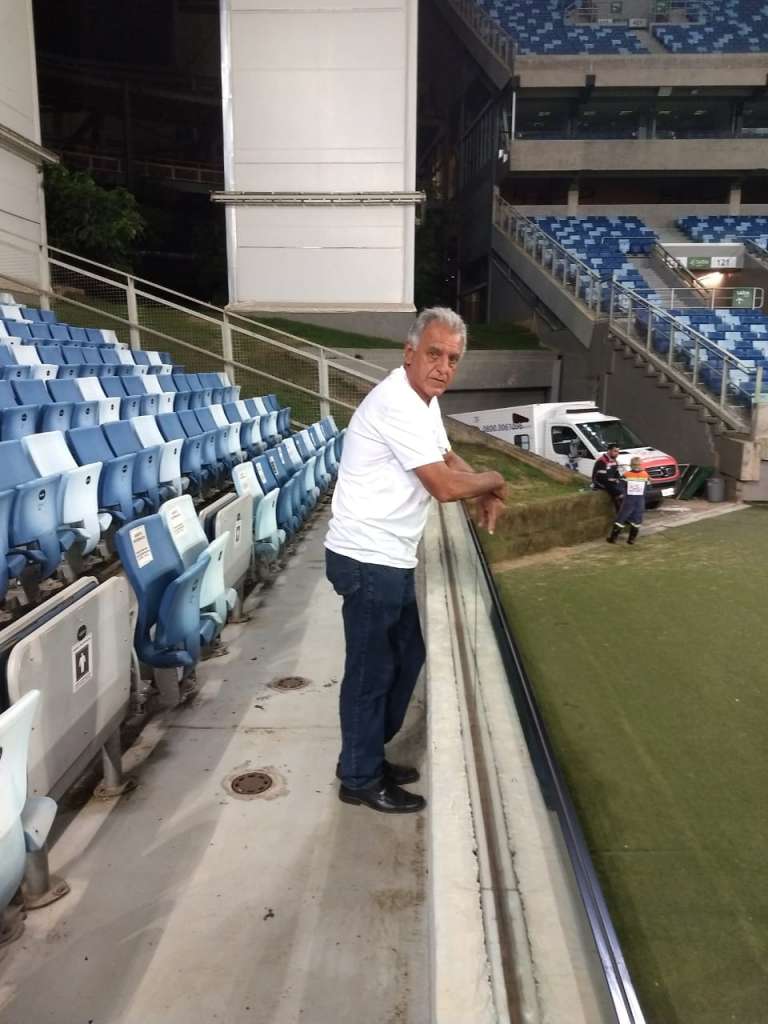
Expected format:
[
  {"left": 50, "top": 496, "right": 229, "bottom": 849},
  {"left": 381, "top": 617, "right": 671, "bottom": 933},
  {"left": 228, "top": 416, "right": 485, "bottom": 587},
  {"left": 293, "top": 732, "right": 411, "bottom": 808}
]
[{"left": 0, "top": 510, "right": 428, "bottom": 1024}]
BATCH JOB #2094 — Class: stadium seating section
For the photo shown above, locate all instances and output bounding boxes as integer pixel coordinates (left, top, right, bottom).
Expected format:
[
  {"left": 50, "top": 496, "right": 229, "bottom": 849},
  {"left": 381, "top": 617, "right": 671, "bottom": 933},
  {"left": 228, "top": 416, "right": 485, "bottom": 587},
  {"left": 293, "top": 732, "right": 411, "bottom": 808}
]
[
  {"left": 677, "top": 215, "right": 768, "bottom": 248},
  {"left": 0, "top": 294, "right": 345, "bottom": 937},
  {"left": 653, "top": 0, "right": 768, "bottom": 53},
  {"left": 534, "top": 215, "right": 768, "bottom": 405},
  {"left": 534, "top": 215, "right": 661, "bottom": 301},
  {"left": 473, "top": 0, "right": 768, "bottom": 55},
  {"left": 479, "top": 0, "right": 648, "bottom": 54}
]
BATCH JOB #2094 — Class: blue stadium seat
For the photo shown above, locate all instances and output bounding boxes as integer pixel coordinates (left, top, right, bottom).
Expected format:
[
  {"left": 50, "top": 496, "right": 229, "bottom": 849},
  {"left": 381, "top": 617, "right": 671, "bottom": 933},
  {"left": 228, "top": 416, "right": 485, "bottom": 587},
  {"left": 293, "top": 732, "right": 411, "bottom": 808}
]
[
  {"left": 115, "top": 515, "right": 211, "bottom": 669},
  {"left": 0, "top": 440, "right": 65, "bottom": 578},
  {"left": 102, "top": 420, "right": 164, "bottom": 511},
  {"left": 66, "top": 427, "right": 143, "bottom": 525},
  {"left": 159, "top": 495, "right": 235, "bottom": 634},
  {"left": 22, "top": 432, "right": 109, "bottom": 556}
]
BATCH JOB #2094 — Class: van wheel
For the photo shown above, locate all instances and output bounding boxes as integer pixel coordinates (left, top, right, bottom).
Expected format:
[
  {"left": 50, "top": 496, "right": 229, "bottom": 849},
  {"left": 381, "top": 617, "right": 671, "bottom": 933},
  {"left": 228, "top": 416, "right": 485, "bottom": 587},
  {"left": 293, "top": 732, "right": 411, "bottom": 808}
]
[{"left": 645, "top": 494, "right": 663, "bottom": 510}]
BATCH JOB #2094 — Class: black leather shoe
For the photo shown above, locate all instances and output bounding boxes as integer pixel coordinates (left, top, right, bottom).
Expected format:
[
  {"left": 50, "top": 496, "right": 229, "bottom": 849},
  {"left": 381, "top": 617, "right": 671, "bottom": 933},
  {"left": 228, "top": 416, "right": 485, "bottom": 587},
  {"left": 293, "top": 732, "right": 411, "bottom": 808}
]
[
  {"left": 383, "top": 759, "right": 420, "bottom": 785},
  {"left": 339, "top": 779, "right": 426, "bottom": 814}
]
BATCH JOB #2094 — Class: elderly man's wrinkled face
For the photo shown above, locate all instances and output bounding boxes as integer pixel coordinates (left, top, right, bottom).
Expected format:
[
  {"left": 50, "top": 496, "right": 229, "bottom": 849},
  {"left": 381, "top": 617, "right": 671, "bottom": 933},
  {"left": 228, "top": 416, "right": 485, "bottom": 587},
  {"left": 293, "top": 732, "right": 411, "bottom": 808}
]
[{"left": 404, "top": 322, "right": 463, "bottom": 403}]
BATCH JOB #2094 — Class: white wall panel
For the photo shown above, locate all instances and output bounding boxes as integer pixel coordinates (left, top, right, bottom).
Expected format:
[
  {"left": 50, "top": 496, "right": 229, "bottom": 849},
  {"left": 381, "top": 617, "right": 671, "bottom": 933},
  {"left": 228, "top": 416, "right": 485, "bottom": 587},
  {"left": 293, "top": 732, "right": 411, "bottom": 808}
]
[
  {"left": 0, "top": 1, "right": 45, "bottom": 288},
  {"left": 0, "top": 1, "right": 39, "bottom": 138},
  {"left": 222, "top": 0, "right": 418, "bottom": 310},
  {"left": 236, "top": 246, "right": 406, "bottom": 304}
]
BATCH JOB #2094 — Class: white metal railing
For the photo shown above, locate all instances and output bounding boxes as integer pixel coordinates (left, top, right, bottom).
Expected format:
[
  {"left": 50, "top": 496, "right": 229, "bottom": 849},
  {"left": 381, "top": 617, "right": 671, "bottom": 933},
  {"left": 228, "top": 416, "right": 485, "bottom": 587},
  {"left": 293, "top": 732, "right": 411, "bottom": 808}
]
[
  {"left": 0, "top": 229, "right": 387, "bottom": 423},
  {"left": 492, "top": 190, "right": 764, "bottom": 429},
  {"left": 445, "top": 0, "right": 516, "bottom": 67}
]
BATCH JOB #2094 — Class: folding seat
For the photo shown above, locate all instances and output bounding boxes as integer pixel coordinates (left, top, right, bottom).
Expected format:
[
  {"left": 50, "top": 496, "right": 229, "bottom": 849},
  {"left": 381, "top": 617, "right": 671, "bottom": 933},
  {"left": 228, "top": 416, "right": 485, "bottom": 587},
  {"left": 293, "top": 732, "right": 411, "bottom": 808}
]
[
  {"left": 0, "top": 381, "right": 37, "bottom": 441},
  {"left": 223, "top": 401, "right": 265, "bottom": 454},
  {"left": 102, "top": 420, "right": 164, "bottom": 511},
  {"left": 140, "top": 373, "right": 175, "bottom": 414},
  {"left": 156, "top": 412, "right": 207, "bottom": 493},
  {"left": 195, "top": 406, "right": 239, "bottom": 470},
  {"left": 206, "top": 404, "right": 245, "bottom": 464},
  {"left": 22, "top": 431, "right": 109, "bottom": 556},
  {"left": 158, "top": 375, "right": 191, "bottom": 413},
  {"left": 231, "top": 462, "right": 283, "bottom": 562},
  {"left": 159, "top": 495, "right": 235, "bottom": 631},
  {"left": 5, "top": 324, "right": 34, "bottom": 341},
  {"left": 5, "top": 342, "right": 56, "bottom": 381},
  {"left": 198, "top": 373, "right": 226, "bottom": 405},
  {"left": 67, "top": 327, "right": 88, "bottom": 344},
  {"left": 44, "top": 379, "right": 105, "bottom": 428},
  {"left": 119, "top": 375, "right": 159, "bottom": 417},
  {"left": 185, "top": 374, "right": 213, "bottom": 410},
  {"left": 244, "top": 397, "right": 279, "bottom": 444},
  {"left": 98, "top": 347, "right": 121, "bottom": 370},
  {"left": 0, "top": 440, "right": 64, "bottom": 578},
  {"left": 115, "top": 514, "right": 211, "bottom": 670},
  {"left": 129, "top": 416, "right": 184, "bottom": 498},
  {"left": 65, "top": 426, "right": 144, "bottom": 526},
  {"left": 12, "top": 379, "right": 75, "bottom": 433},
  {"left": 0, "top": 690, "right": 58, "bottom": 939},
  {"left": 70, "top": 377, "right": 120, "bottom": 424},
  {"left": 177, "top": 410, "right": 222, "bottom": 483},
  {"left": 29, "top": 325, "right": 53, "bottom": 341}
]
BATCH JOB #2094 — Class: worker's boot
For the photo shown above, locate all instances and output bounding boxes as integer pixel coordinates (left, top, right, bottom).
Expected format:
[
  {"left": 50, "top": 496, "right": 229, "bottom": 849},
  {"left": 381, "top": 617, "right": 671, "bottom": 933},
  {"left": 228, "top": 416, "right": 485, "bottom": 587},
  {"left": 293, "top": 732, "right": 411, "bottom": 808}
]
[
  {"left": 627, "top": 525, "right": 640, "bottom": 545},
  {"left": 606, "top": 524, "right": 622, "bottom": 544}
]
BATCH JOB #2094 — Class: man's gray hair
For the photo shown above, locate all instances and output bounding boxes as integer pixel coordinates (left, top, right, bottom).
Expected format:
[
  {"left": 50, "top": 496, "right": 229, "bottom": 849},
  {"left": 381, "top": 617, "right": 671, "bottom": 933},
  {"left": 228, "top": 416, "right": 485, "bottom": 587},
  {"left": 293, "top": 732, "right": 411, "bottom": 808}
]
[{"left": 406, "top": 307, "right": 467, "bottom": 356}]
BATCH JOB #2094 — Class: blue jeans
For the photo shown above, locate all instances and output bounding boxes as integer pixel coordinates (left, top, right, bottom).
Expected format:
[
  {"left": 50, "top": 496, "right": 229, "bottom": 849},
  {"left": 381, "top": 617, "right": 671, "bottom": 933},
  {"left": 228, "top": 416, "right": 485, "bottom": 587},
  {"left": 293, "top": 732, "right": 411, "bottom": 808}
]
[{"left": 325, "top": 548, "right": 425, "bottom": 789}]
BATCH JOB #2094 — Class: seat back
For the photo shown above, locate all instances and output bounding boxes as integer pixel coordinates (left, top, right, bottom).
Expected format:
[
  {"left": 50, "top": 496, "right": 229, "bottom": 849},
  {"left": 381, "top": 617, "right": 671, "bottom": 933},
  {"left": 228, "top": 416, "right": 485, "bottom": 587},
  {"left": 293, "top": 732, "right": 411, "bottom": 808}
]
[
  {"left": 115, "top": 515, "right": 208, "bottom": 668},
  {"left": 159, "top": 496, "right": 232, "bottom": 616},
  {"left": 0, "top": 690, "right": 40, "bottom": 908}
]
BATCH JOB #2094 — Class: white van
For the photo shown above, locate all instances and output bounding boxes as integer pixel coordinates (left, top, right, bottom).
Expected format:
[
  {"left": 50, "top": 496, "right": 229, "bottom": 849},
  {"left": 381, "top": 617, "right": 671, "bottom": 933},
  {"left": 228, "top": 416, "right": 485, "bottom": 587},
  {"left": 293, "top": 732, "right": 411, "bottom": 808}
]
[{"left": 451, "top": 401, "right": 680, "bottom": 505}]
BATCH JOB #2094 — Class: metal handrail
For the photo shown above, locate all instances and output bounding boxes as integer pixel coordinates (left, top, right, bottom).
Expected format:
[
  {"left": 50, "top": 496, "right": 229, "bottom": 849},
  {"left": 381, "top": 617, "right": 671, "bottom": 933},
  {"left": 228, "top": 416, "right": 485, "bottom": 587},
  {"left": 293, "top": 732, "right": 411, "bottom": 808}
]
[
  {"left": 492, "top": 190, "right": 760, "bottom": 423},
  {"left": 651, "top": 242, "right": 710, "bottom": 299},
  {"left": 462, "top": 509, "right": 648, "bottom": 1024},
  {"left": 0, "top": 267, "right": 370, "bottom": 411},
  {"left": 444, "top": 0, "right": 516, "bottom": 67},
  {"left": 44, "top": 244, "right": 389, "bottom": 378}
]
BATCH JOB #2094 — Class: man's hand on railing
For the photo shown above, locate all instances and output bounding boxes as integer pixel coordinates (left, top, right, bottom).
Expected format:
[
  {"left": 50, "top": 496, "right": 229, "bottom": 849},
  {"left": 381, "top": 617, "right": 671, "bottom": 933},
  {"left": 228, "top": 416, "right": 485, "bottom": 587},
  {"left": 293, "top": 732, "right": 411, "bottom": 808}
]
[{"left": 475, "top": 492, "right": 505, "bottom": 536}]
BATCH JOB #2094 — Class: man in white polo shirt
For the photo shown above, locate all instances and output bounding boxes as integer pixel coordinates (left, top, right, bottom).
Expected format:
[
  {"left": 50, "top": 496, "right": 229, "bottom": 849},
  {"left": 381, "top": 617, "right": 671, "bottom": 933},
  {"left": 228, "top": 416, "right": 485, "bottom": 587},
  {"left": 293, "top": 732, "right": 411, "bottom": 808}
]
[{"left": 325, "top": 307, "right": 506, "bottom": 814}]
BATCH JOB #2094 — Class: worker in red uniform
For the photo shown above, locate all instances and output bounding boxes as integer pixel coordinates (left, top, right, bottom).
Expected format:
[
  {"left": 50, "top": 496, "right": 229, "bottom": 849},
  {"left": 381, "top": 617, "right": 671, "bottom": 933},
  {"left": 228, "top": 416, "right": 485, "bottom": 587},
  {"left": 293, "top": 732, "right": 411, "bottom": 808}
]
[
  {"left": 592, "top": 443, "right": 623, "bottom": 512},
  {"left": 607, "top": 457, "right": 650, "bottom": 545}
]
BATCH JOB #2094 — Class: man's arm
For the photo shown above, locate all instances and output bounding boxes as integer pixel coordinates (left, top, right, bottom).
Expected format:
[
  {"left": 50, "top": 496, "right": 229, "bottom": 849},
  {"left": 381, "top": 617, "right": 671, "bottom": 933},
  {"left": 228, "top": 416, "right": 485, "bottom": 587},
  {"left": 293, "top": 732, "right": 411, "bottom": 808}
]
[
  {"left": 443, "top": 449, "right": 476, "bottom": 475},
  {"left": 414, "top": 460, "right": 506, "bottom": 504}
]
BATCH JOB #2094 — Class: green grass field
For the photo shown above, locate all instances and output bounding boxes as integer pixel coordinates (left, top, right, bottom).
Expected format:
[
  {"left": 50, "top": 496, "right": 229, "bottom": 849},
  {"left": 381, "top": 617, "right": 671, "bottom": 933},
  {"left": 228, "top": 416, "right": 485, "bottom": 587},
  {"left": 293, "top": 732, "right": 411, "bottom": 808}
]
[
  {"left": 489, "top": 507, "right": 768, "bottom": 1024},
  {"left": 452, "top": 441, "right": 582, "bottom": 502}
]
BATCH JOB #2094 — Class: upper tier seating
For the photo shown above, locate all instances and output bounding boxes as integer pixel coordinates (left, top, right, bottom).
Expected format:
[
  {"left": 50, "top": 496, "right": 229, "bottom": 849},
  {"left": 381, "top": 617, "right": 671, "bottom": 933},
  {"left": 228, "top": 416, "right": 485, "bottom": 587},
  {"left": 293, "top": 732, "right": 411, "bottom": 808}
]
[
  {"left": 479, "top": 0, "right": 647, "bottom": 54},
  {"left": 654, "top": 0, "right": 768, "bottom": 53},
  {"left": 677, "top": 215, "right": 768, "bottom": 248},
  {"left": 535, "top": 216, "right": 661, "bottom": 304}
]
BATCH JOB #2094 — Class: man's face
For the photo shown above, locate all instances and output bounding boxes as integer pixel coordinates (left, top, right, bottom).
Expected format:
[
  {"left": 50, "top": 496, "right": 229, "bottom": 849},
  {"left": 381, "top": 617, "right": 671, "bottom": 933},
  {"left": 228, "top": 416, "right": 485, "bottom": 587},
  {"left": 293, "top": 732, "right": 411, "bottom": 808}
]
[
  {"left": 404, "top": 322, "right": 463, "bottom": 402},
  {"left": 608, "top": 447, "right": 620, "bottom": 459}
]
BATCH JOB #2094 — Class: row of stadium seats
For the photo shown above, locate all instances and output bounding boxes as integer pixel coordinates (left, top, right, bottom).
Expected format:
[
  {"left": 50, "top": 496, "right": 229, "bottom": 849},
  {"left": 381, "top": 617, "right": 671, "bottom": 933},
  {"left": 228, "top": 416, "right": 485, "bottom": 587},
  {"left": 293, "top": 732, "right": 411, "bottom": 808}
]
[
  {"left": 0, "top": 411, "right": 345, "bottom": 939},
  {"left": 653, "top": 0, "right": 768, "bottom": 53},
  {"left": 115, "top": 416, "right": 342, "bottom": 678},
  {"left": 677, "top": 215, "right": 768, "bottom": 249},
  {"left": 478, "top": 0, "right": 647, "bottom": 53},
  {"left": 534, "top": 216, "right": 661, "bottom": 304},
  {"left": 1, "top": 338, "right": 172, "bottom": 379}
]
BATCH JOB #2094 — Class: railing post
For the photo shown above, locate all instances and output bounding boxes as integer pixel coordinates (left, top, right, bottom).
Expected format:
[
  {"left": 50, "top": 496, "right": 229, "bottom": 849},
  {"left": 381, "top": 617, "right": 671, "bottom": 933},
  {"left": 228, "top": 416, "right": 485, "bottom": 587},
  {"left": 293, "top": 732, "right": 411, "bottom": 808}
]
[
  {"left": 646, "top": 307, "right": 654, "bottom": 350},
  {"left": 609, "top": 284, "right": 616, "bottom": 323},
  {"left": 667, "top": 322, "right": 674, "bottom": 365},
  {"left": 38, "top": 244, "right": 51, "bottom": 312},
  {"left": 692, "top": 338, "right": 699, "bottom": 385},
  {"left": 318, "top": 348, "right": 331, "bottom": 419},
  {"left": 755, "top": 364, "right": 763, "bottom": 402},
  {"left": 126, "top": 275, "right": 142, "bottom": 351},
  {"left": 221, "top": 314, "right": 235, "bottom": 385}
]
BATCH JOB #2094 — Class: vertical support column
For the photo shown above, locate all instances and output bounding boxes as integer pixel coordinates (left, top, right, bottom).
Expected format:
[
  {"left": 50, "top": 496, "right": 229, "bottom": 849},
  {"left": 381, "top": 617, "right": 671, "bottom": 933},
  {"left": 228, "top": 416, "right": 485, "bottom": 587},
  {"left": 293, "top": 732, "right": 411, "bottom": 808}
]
[
  {"left": 38, "top": 243, "right": 51, "bottom": 312},
  {"left": 728, "top": 180, "right": 742, "bottom": 215},
  {"left": 221, "top": 314, "right": 235, "bottom": 385},
  {"left": 567, "top": 180, "right": 580, "bottom": 215},
  {"left": 318, "top": 349, "right": 331, "bottom": 420},
  {"left": 126, "top": 277, "right": 142, "bottom": 351}
]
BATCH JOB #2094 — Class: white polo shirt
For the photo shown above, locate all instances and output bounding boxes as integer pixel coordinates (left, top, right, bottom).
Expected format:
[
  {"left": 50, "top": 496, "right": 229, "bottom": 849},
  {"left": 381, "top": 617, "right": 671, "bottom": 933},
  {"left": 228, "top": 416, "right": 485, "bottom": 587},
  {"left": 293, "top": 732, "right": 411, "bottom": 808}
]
[{"left": 325, "top": 366, "right": 450, "bottom": 568}]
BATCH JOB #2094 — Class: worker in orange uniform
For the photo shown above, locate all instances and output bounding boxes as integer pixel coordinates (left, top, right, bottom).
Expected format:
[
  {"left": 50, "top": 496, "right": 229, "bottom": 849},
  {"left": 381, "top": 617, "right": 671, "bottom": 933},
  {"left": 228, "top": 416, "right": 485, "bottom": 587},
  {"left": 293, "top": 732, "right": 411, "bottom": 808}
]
[{"left": 607, "top": 456, "right": 650, "bottom": 546}]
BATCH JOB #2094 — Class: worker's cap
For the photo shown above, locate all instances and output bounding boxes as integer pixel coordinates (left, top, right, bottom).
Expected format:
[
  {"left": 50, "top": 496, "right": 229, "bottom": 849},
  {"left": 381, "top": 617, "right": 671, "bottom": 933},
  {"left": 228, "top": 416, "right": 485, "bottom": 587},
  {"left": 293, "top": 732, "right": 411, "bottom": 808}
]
[{"left": 606, "top": 443, "right": 621, "bottom": 451}]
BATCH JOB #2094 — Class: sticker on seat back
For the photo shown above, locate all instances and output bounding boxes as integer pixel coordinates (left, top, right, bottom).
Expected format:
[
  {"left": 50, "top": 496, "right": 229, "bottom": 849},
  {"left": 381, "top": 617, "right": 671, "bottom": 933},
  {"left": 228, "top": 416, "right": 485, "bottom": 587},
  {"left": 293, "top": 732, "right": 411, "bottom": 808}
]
[{"left": 130, "top": 524, "right": 153, "bottom": 567}]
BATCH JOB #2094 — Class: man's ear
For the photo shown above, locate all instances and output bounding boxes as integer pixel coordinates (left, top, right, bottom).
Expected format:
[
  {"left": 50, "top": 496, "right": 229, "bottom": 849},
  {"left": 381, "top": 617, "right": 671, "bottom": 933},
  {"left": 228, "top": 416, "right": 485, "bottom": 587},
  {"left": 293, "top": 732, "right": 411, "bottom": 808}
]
[{"left": 404, "top": 343, "right": 414, "bottom": 366}]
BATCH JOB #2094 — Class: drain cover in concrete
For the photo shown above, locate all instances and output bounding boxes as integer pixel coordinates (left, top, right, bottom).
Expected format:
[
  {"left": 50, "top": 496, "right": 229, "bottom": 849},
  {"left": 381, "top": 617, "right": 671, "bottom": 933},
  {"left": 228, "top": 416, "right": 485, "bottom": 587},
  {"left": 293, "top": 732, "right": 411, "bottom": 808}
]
[
  {"left": 269, "top": 676, "right": 311, "bottom": 691},
  {"left": 230, "top": 771, "right": 274, "bottom": 796}
]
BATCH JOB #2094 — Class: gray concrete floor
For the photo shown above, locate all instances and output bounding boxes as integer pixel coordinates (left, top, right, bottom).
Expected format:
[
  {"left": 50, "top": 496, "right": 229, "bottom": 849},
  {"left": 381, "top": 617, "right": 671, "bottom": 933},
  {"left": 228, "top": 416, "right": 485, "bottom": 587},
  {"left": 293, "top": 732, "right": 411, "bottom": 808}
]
[{"left": 0, "top": 509, "right": 428, "bottom": 1024}]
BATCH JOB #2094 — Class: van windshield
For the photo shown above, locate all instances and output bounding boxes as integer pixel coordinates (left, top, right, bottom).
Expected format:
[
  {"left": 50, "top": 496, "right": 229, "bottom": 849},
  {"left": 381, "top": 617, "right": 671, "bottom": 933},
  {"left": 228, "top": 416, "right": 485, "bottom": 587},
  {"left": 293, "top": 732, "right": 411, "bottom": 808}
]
[{"left": 577, "top": 420, "right": 642, "bottom": 451}]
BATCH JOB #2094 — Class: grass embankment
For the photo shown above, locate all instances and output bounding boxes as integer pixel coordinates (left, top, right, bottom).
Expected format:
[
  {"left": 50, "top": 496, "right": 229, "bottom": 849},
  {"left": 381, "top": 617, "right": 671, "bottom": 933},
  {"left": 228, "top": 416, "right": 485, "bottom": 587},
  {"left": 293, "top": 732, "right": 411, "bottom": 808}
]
[
  {"left": 486, "top": 507, "right": 768, "bottom": 1024},
  {"left": 453, "top": 441, "right": 611, "bottom": 556}
]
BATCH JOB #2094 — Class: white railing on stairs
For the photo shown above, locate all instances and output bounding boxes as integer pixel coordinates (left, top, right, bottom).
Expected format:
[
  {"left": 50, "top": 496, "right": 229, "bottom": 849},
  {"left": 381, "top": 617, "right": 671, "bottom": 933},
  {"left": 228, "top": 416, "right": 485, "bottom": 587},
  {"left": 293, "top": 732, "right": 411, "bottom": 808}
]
[{"left": 492, "top": 190, "right": 765, "bottom": 431}]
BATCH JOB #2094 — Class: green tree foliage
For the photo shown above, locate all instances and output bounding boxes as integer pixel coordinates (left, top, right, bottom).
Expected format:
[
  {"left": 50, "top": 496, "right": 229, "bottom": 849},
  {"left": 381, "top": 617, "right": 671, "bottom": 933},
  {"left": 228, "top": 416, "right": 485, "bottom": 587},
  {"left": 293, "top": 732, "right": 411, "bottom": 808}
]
[{"left": 44, "top": 164, "right": 145, "bottom": 268}]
